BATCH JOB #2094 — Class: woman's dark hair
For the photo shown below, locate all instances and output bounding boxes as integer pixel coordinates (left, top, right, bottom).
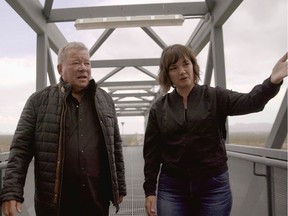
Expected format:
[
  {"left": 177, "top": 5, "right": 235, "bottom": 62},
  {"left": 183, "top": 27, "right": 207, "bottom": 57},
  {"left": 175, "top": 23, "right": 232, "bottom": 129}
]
[{"left": 158, "top": 44, "right": 200, "bottom": 93}]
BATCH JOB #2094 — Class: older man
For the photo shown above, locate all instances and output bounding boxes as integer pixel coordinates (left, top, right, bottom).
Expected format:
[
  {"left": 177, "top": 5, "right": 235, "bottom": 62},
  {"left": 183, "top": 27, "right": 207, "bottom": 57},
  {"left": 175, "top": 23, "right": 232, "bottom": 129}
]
[{"left": 0, "top": 42, "right": 126, "bottom": 216}]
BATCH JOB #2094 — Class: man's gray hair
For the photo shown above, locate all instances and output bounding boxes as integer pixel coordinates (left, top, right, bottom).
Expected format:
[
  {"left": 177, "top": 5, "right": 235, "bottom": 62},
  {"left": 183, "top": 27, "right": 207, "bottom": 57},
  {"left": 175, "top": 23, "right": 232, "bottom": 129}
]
[{"left": 58, "top": 42, "right": 89, "bottom": 64}]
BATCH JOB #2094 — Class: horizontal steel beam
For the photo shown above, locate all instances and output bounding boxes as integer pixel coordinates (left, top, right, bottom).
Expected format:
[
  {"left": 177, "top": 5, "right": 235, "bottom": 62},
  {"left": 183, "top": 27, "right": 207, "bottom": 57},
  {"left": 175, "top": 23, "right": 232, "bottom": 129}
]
[
  {"left": 117, "top": 112, "right": 145, "bottom": 117},
  {"left": 115, "top": 104, "right": 150, "bottom": 108},
  {"left": 99, "top": 80, "right": 158, "bottom": 87},
  {"left": 115, "top": 100, "right": 152, "bottom": 104},
  {"left": 48, "top": 2, "right": 208, "bottom": 22},
  {"left": 91, "top": 58, "right": 160, "bottom": 68},
  {"left": 111, "top": 92, "right": 155, "bottom": 98}
]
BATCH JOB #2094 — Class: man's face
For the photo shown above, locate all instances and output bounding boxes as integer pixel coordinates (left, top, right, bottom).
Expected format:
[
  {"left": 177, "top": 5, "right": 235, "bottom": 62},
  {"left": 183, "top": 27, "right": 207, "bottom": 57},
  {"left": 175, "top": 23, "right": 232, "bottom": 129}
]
[{"left": 58, "top": 49, "right": 91, "bottom": 93}]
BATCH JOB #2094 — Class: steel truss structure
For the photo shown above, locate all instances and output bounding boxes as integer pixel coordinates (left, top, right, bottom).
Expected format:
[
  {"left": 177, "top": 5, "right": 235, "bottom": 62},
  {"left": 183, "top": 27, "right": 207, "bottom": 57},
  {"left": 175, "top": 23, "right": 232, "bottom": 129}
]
[{"left": 5, "top": 0, "right": 287, "bottom": 149}]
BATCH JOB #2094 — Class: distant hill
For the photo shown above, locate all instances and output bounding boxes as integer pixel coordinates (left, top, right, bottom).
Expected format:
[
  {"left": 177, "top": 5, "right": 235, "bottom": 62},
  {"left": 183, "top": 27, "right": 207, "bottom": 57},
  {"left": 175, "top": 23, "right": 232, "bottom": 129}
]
[{"left": 229, "top": 123, "right": 272, "bottom": 133}]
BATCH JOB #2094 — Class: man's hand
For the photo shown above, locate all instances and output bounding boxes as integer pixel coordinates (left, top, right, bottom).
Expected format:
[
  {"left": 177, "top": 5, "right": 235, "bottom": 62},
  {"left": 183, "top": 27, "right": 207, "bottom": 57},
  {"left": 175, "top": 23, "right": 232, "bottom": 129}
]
[
  {"left": 118, "top": 195, "right": 124, "bottom": 204},
  {"left": 2, "top": 200, "right": 22, "bottom": 216}
]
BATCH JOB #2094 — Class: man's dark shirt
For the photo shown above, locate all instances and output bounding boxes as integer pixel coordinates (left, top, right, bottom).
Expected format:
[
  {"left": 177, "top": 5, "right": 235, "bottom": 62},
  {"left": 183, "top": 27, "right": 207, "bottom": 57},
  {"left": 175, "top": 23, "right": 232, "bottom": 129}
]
[{"left": 61, "top": 87, "right": 111, "bottom": 215}]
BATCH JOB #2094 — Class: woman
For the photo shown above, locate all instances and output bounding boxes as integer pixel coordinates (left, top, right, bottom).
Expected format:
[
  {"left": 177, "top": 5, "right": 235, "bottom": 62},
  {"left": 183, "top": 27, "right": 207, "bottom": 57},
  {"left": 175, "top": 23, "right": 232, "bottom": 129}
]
[{"left": 143, "top": 44, "right": 287, "bottom": 216}]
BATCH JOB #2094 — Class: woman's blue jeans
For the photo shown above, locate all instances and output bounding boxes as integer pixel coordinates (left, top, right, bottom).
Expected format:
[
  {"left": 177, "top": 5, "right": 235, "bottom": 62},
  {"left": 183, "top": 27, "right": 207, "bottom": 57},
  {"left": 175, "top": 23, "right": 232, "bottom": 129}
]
[{"left": 157, "top": 170, "right": 232, "bottom": 216}]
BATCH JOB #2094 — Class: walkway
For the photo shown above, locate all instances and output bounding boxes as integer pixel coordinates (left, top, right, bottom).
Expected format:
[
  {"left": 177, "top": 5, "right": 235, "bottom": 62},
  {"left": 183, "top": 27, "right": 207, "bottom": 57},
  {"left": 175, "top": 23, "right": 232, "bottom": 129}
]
[
  {"left": 1, "top": 145, "right": 286, "bottom": 216},
  {"left": 19, "top": 146, "right": 147, "bottom": 216},
  {"left": 109, "top": 146, "right": 146, "bottom": 215}
]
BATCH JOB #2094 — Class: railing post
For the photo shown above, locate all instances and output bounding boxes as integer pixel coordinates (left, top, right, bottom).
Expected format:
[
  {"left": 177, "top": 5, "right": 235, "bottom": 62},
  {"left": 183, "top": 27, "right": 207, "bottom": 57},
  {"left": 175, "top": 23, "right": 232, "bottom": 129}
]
[
  {"left": 266, "top": 167, "right": 274, "bottom": 216},
  {"left": 0, "top": 169, "right": 3, "bottom": 216}
]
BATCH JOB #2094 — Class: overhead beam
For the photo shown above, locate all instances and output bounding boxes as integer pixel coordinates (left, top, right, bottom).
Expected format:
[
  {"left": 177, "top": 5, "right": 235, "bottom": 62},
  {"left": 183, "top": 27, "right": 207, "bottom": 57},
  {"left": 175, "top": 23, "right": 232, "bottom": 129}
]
[
  {"left": 117, "top": 109, "right": 147, "bottom": 113},
  {"left": 47, "top": 2, "right": 208, "bottom": 22},
  {"left": 89, "top": 28, "right": 115, "bottom": 56},
  {"left": 97, "top": 67, "right": 124, "bottom": 85},
  {"left": 115, "top": 104, "right": 150, "bottom": 108},
  {"left": 5, "top": 0, "right": 67, "bottom": 53},
  {"left": 47, "top": 24, "right": 68, "bottom": 54},
  {"left": 6, "top": 0, "right": 46, "bottom": 33},
  {"left": 99, "top": 80, "right": 158, "bottom": 87},
  {"left": 117, "top": 112, "right": 145, "bottom": 117},
  {"left": 212, "top": 0, "right": 243, "bottom": 27},
  {"left": 188, "top": 0, "right": 243, "bottom": 54},
  {"left": 142, "top": 27, "right": 167, "bottom": 49},
  {"left": 111, "top": 92, "right": 156, "bottom": 98},
  {"left": 116, "top": 101, "right": 152, "bottom": 104},
  {"left": 43, "top": 0, "right": 54, "bottom": 18},
  {"left": 187, "top": 17, "right": 211, "bottom": 55},
  {"left": 135, "top": 66, "right": 157, "bottom": 79},
  {"left": 91, "top": 58, "right": 160, "bottom": 68}
]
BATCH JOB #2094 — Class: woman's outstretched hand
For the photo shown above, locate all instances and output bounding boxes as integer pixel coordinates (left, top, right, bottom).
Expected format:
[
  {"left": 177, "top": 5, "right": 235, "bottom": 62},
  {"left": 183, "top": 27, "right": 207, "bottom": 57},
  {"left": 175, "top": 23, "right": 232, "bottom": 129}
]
[{"left": 270, "top": 52, "right": 288, "bottom": 84}]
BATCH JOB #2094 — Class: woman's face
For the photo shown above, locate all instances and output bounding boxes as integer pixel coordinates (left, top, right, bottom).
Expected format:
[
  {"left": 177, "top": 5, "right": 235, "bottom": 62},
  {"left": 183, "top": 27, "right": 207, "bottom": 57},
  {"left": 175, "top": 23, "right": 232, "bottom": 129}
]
[{"left": 168, "top": 55, "right": 194, "bottom": 91}]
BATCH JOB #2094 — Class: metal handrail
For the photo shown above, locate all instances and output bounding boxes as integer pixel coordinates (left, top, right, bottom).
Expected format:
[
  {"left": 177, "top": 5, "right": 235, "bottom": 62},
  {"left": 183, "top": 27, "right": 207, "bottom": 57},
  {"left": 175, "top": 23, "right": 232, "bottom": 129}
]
[{"left": 227, "top": 151, "right": 287, "bottom": 169}]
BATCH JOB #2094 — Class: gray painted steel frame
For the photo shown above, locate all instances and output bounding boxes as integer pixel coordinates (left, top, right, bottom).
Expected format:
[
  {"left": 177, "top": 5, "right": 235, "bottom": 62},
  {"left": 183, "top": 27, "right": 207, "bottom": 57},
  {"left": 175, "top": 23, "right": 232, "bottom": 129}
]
[
  {"left": 3, "top": 2, "right": 287, "bottom": 215},
  {"left": 5, "top": 0, "right": 286, "bottom": 147}
]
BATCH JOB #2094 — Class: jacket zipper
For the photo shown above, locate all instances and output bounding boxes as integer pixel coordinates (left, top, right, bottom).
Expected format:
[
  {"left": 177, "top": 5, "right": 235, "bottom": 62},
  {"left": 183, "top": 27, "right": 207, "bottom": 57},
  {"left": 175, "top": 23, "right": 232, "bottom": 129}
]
[{"left": 54, "top": 92, "right": 68, "bottom": 215}]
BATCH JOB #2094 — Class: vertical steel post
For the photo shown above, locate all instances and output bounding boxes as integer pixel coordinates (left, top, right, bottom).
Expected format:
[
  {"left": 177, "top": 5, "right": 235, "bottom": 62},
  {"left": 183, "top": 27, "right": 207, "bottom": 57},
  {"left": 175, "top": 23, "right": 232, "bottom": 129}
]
[{"left": 266, "top": 167, "right": 274, "bottom": 216}]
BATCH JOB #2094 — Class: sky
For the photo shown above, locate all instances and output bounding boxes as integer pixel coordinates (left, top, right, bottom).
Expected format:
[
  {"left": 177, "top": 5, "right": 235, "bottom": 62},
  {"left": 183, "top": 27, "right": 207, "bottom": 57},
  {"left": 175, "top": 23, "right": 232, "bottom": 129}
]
[{"left": 0, "top": 0, "right": 287, "bottom": 135}]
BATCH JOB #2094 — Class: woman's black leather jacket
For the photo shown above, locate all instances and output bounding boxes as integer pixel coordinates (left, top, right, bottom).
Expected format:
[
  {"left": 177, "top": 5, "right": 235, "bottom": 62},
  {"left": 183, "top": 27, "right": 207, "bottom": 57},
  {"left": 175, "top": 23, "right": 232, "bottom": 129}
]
[{"left": 143, "top": 78, "right": 282, "bottom": 196}]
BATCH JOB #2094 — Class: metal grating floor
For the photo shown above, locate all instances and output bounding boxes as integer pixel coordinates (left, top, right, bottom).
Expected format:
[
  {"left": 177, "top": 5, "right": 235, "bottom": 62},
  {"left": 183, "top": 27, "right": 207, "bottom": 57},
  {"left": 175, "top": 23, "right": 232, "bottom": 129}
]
[
  {"left": 109, "top": 146, "right": 146, "bottom": 216},
  {"left": 13, "top": 146, "right": 146, "bottom": 216}
]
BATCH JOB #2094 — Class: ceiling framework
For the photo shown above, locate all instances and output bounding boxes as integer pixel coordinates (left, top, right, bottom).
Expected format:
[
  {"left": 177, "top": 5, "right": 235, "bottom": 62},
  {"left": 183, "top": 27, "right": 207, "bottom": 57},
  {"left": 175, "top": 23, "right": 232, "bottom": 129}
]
[
  {"left": 5, "top": 0, "right": 287, "bottom": 148},
  {"left": 5, "top": 0, "right": 242, "bottom": 116}
]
